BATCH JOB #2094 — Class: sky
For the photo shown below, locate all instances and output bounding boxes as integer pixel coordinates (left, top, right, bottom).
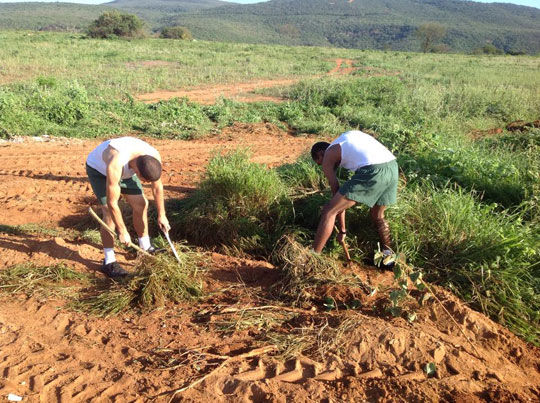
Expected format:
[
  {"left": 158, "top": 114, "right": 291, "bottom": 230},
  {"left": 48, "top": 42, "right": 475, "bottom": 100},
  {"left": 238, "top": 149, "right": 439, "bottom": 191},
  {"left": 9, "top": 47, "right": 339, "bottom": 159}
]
[{"left": 0, "top": 0, "right": 538, "bottom": 8}]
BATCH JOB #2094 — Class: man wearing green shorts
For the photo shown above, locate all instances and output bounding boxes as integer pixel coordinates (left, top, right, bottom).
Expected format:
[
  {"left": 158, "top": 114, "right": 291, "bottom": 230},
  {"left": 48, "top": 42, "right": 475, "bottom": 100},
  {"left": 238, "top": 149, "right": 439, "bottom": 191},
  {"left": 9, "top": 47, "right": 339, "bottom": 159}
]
[
  {"left": 311, "top": 130, "right": 398, "bottom": 268},
  {"left": 86, "top": 137, "right": 171, "bottom": 277}
]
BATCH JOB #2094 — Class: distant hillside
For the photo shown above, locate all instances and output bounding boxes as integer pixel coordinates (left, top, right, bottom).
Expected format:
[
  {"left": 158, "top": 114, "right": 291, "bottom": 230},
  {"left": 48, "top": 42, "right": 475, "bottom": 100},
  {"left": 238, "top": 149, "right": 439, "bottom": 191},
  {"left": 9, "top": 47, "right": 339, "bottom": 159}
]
[
  {"left": 168, "top": 0, "right": 540, "bottom": 53},
  {"left": 108, "top": 0, "right": 232, "bottom": 26},
  {"left": 0, "top": 3, "right": 110, "bottom": 31},
  {"left": 0, "top": 0, "right": 539, "bottom": 54},
  {"left": 0, "top": 0, "right": 229, "bottom": 31}
]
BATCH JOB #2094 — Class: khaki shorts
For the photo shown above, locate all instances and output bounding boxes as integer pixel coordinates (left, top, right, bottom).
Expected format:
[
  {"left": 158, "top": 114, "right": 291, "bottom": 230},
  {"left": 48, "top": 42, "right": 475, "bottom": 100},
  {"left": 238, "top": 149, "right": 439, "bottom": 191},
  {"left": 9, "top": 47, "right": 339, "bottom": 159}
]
[
  {"left": 339, "top": 160, "right": 398, "bottom": 207},
  {"left": 86, "top": 164, "right": 143, "bottom": 205}
]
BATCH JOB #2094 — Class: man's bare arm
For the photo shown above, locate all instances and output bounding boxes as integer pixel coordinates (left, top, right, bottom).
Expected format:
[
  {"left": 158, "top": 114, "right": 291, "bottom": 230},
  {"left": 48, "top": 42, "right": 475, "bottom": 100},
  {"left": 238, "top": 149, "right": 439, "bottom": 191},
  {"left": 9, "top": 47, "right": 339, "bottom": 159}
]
[
  {"left": 322, "top": 145, "right": 346, "bottom": 234},
  {"left": 151, "top": 179, "right": 170, "bottom": 233},
  {"left": 104, "top": 149, "right": 131, "bottom": 245}
]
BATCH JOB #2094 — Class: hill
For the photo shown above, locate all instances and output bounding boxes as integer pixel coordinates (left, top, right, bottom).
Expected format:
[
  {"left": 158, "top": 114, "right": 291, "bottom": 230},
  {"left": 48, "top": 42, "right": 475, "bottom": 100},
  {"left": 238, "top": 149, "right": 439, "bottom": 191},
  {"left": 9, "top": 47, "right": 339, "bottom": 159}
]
[
  {"left": 168, "top": 0, "right": 540, "bottom": 53},
  {"left": 0, "top": 2, "right": 110, "bottom": 31},
  {"left": 0, "top": 0, "right": 539, "bottom": 53}
]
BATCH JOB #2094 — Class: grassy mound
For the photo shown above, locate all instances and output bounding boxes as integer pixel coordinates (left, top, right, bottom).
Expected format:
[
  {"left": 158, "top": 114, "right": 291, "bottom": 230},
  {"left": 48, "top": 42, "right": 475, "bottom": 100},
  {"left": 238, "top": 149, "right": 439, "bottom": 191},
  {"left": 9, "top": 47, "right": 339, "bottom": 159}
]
[
  {"left": 390, "top": 183, "right": 540, "bottom": 343},
  {"left": 170, "top": 150, "right": 291, "bottom": 256}
]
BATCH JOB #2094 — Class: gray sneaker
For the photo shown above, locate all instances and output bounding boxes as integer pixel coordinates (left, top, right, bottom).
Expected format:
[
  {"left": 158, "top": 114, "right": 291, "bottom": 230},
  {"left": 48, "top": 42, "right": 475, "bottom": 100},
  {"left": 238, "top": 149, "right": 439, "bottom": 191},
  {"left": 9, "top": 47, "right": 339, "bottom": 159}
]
[{"left": 100, "top": 261, "right": 128, "bottom": 278}]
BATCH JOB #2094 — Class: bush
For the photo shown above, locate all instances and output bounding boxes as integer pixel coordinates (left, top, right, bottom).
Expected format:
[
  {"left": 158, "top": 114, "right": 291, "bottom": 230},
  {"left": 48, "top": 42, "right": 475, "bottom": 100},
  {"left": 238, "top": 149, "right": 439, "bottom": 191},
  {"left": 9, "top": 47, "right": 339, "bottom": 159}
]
[
  {"left": 87, "top": 11, "right": 145, "bottom": 39},
  {"left": 473, "top": 44, "right": 504, "bottom": 55},
  {"left": 170, "top": 151, "right": 291, "bottom": 256},
  {"left": 160, "top": 26, "right": 192, "bottom": 40}
]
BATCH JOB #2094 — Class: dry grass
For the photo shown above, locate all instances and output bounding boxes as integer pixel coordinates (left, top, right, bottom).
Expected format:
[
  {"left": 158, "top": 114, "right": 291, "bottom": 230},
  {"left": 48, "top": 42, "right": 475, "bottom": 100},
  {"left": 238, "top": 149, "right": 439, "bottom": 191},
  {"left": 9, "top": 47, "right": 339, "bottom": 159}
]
[
  {"left": 0, "top": 263, "right": 88, "bottom": 299},
  {"left": 76, "top": 245, "right": 205, "bottom": 316},
  {"left": 272, "top": 233, "right": 350, "bottom": 306}
]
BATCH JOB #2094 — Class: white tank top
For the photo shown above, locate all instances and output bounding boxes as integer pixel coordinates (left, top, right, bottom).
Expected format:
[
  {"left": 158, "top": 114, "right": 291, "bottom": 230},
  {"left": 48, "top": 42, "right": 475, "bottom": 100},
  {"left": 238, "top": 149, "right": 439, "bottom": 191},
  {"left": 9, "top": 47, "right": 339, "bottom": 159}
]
[
  {"left": 86, "top": 137, "right": 158, "bottom": 179},
  {"left": 330, "top": 130, "right": 395, "bottom": 171}
]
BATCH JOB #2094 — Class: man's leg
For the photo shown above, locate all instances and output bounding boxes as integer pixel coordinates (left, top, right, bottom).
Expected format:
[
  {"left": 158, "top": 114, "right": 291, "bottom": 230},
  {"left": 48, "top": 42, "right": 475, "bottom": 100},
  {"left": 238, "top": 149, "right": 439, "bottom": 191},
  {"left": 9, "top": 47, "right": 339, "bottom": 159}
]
[
  {"left": 124, "top": 193, "right": 150, "bottom": 250},
  {"left": 100, "top": 205, "right": 116, "bottom": 249},
  {"left": 370, "top": 205, "right": 392, "bottom": 251},
  {"left": 313, "top": 193, "right": 356, "bottom": 253}
]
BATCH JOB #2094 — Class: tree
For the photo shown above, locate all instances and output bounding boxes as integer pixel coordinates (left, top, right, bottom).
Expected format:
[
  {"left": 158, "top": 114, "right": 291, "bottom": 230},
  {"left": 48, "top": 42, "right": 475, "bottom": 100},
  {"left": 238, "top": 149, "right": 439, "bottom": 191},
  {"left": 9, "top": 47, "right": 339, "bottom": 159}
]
[
  {"left": 415, "top": 23, "right": 447, "bottom": 53},
  {"left": 87, "top": 11, "right": 144, "bottom": 39},
  {"left": 160, "top": 26, "right": 193, "bottom": 40}
]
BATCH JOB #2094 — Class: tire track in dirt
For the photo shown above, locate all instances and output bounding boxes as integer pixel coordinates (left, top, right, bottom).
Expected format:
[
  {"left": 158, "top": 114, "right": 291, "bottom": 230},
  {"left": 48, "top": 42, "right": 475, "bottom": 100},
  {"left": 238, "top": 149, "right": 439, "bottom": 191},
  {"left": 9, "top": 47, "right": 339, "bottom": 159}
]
[{"left": 0, "top": 238, "right": 539, "bottom": 401}]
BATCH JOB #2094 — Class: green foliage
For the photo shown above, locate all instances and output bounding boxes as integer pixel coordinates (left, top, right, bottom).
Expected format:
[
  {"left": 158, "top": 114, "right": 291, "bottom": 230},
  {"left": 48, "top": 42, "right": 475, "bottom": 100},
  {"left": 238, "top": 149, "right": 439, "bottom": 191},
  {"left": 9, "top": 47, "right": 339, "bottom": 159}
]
[
  {"left": 170, "top": 150, "right": 290, "bottom": 256},
  {"left": 87, "top": 10, "right": 145, "bottom": 39},
  {"left": 2, "top": 0, "right": 540, "bottom": 53},
  {"left": 389, "top": 183, "right": 539, "bottom": 343},
  {"left": 160, "top": 26, "right": 192, "bottom": 40}
]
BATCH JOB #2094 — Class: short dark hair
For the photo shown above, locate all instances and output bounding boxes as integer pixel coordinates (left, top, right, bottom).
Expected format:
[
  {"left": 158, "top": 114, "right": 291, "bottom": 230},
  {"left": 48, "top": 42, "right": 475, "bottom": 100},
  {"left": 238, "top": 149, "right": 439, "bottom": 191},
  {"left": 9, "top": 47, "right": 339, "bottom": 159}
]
[
  {"left": 136, "top": 155, "right": 162, "bottom": 182},
  {"left": 310, "top": 141, "right": 331, "bottom": 160}
]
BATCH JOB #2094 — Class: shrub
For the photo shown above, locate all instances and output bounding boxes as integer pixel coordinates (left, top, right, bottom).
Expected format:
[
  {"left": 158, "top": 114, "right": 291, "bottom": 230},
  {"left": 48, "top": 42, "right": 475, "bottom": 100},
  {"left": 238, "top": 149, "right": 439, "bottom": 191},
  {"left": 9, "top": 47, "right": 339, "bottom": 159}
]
[
  {"left": 160, "top": 26, "right": 192, "bottom": 40},
  {"left": 170, "top": 150, "right": 290, "bottom": 256},
  {"left": 87, "top": 11, "right": 145, "bottom": 39}
]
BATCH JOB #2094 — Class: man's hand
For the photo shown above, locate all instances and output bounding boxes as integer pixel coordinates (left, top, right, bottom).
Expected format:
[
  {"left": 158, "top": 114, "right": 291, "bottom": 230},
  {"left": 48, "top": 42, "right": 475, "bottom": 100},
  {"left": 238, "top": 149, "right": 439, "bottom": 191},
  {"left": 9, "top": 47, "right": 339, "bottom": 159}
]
[
  {"left": 119, "top": 231, "right": 131, "bottom": 246},
  {"left": 158, "top": 215, "right": 171, "bottom": 233},
  {"left": 337, "top": 232, "right": 346, "bottom": 243}
]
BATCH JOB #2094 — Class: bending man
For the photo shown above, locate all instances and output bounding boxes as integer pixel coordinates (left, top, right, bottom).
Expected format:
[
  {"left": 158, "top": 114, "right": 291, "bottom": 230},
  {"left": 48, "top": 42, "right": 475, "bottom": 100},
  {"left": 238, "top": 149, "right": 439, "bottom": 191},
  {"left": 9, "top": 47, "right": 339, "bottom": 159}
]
[
  {"left": 86, "top": 136, "right": 171, "bottom": 277},
  {"left": 311, "top": 130, "right": 398, "bottom": 266}
]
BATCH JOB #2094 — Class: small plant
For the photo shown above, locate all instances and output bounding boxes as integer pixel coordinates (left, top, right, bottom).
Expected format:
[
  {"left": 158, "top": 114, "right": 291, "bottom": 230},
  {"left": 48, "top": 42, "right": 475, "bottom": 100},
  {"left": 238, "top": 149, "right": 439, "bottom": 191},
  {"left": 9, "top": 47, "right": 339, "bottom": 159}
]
[{"left": 386, "top": 257, "right": 426, "bottom": 319}]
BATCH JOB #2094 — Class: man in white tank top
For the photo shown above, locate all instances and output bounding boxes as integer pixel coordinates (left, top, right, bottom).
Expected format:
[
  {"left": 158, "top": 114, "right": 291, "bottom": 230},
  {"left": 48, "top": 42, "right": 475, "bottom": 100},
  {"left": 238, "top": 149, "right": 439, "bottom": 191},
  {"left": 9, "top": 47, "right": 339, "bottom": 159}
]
[
  {"left": 86, "top": 137, "right": 171, "bottom": 277},
  {"left": 311, "top": 130, "right": 398, "bottom": 269}
]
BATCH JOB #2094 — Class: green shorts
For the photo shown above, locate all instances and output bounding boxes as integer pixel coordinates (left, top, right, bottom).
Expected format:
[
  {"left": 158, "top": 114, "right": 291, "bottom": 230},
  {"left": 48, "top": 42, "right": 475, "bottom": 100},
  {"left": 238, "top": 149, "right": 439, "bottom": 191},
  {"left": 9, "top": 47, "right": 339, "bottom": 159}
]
[
  {"left": 86, "top": 164, "right": 143, "bottom": 205},
  {"left": 339, "top": 160, "right": 398, "bottom": 207}
]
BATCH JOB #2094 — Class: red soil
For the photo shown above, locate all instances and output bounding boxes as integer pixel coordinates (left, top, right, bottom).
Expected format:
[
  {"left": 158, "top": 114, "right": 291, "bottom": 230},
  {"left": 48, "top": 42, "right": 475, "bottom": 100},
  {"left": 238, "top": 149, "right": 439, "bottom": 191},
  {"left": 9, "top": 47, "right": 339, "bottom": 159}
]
[{"left": 0, "top": 125, "right": 539, "bottom": 402}]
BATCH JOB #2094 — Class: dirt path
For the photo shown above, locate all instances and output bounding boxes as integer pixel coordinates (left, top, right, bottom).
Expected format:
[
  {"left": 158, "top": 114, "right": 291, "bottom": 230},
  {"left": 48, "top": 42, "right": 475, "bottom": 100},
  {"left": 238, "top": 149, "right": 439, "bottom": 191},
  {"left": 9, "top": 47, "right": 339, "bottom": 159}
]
[
  {"left": 136, "top": 58, "right": 360, "bottom": 104},
  {"left": 0, "top": 125, "right": 539, "bottom": 402}
]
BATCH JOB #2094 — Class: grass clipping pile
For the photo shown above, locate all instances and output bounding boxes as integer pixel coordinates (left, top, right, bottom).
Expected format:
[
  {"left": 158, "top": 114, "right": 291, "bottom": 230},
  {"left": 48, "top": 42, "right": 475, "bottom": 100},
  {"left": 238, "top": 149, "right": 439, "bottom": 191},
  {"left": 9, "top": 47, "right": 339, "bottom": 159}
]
[
  {"left": 272, "top": 234, "right": 357, "bottom": 307},
  {"left": 78, "top": 247, "right": 204, "bottom": 316}
]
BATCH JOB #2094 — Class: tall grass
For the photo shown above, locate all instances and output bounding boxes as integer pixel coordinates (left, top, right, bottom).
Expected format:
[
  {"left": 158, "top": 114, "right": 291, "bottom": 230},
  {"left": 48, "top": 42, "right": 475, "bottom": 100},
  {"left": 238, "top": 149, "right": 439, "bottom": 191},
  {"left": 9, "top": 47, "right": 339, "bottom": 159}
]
[
  {"left": 389, "top": 183, "right": 539, "bottom": 343},
  {"left": 170, "top": 150, "right": 290, "bottom": 256}
]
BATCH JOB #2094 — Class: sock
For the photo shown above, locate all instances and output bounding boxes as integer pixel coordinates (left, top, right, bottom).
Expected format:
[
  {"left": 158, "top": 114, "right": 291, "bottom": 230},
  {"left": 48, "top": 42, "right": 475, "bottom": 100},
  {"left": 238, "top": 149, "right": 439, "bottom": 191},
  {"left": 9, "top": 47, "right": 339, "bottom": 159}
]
[
  {"left": 104, "top": 248, "right": 116, "bottom": 265},
  {"left": 138, "top": 236, "right": 151, "bottom": 251}
]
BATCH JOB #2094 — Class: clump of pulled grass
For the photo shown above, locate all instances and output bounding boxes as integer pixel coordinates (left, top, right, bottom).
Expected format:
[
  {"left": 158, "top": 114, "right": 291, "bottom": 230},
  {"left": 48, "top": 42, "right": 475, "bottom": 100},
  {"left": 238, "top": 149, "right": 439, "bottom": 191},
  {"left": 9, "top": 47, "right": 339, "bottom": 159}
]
[
  {"left": 0, "top": 263, "right": 88, "bottom": 298},
  {"left": 77, "top": 246, "right": 204, "bottom": 316},
  {"left": 271, "top": 233, "right": 356, "bottom": 306}
]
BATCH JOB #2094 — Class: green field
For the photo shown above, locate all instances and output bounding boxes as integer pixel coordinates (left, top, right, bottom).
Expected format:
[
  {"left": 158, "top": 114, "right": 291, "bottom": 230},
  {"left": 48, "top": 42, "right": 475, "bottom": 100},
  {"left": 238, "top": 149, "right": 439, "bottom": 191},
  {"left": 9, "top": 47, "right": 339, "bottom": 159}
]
[{"left": 0, "top": 31, "right": 539, "bottom": 343}]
